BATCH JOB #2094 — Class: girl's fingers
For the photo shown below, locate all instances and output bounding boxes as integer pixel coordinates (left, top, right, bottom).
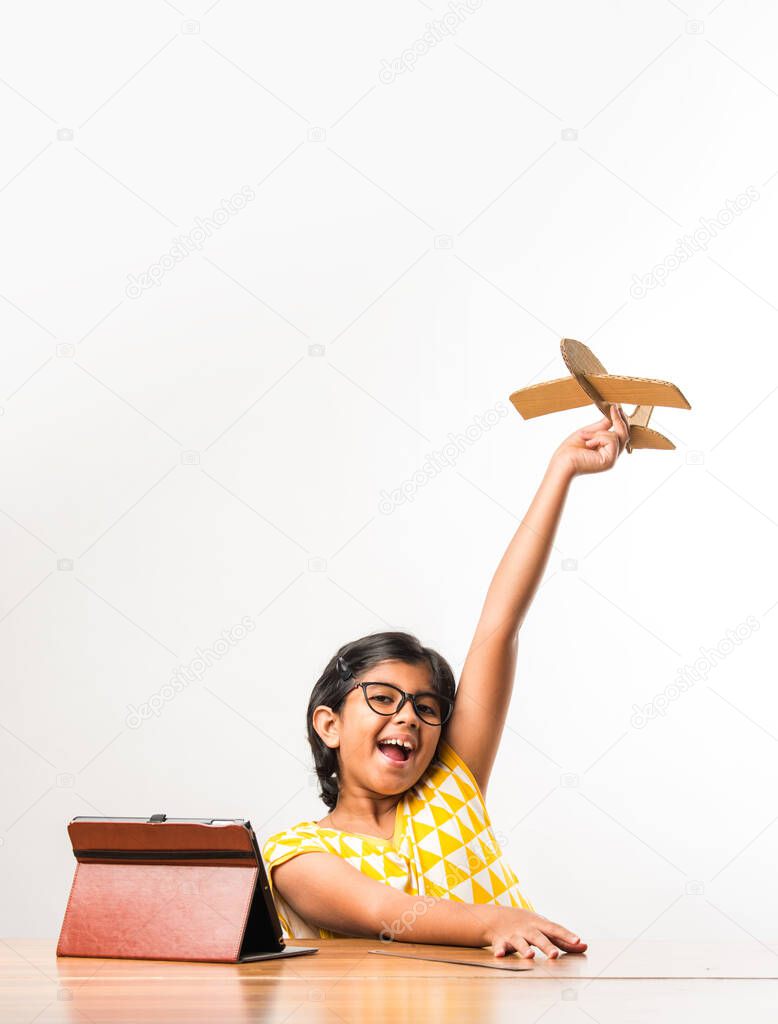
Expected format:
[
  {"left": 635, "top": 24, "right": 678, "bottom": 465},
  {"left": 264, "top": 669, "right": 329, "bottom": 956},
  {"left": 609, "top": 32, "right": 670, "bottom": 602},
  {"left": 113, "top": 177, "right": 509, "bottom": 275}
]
[
  {"left": 495, "top": 935, "right": 536, "bottom": 959},
  {"left": 531, "top": 930, "right": 560, "bottom": 959},
  {"left": 578, "top": 407, "right": 629, "bottom": 458},
  {"left": 547, "top": 931, "right": 588, "bottom": 950},
  {"left": 611, "top": 404, "right": 630, "bottom": 450},
  {"left": 586, "top": 433, "right": 613, "bottom": 447},
  {"left": 545, "top": 921, "right": 583, "bottom": 945},
  {"left": 555, "top": 938, "right": 588, "bottom": 951}
]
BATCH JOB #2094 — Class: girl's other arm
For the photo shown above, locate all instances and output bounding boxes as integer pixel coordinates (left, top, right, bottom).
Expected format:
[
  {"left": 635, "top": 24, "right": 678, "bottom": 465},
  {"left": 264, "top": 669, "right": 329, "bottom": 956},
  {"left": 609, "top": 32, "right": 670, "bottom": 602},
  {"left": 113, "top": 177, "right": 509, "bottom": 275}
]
[
  {"left": 445, "top": 405, "right": 629, "bottom": 793},
  {"left": 271, "top": 851, "right": 586, "bottom": 957}
]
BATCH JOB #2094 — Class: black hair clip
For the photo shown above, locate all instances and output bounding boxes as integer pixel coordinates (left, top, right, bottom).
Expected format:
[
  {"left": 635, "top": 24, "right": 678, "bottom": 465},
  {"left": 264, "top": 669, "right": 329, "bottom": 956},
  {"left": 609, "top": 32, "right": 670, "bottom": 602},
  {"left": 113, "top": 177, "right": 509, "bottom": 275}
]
[{"left": 336, "top": 656, "right": 353, "bottom": 681}]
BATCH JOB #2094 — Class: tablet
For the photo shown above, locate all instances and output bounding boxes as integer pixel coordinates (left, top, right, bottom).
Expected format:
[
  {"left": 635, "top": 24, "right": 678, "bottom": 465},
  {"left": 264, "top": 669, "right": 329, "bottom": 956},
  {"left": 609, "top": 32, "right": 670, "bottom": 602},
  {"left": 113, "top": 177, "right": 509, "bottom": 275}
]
[{"left": 56, "top": 814, "right": 318, "bottom": 963}]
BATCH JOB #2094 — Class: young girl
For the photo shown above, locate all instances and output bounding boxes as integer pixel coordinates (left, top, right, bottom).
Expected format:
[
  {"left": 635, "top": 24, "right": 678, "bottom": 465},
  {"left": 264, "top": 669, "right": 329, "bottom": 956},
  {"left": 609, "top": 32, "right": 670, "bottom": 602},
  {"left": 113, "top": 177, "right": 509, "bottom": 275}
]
[{"left": 263, "top": 405, "right": 630, "bottom": 958}]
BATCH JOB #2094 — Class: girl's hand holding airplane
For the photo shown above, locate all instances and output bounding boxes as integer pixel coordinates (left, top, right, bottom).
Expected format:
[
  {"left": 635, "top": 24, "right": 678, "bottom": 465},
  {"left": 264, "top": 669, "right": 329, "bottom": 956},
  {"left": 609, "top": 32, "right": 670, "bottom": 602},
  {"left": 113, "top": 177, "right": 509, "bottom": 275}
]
[{"left": 552, "top": 404, "right": 630, "bottom": 477}]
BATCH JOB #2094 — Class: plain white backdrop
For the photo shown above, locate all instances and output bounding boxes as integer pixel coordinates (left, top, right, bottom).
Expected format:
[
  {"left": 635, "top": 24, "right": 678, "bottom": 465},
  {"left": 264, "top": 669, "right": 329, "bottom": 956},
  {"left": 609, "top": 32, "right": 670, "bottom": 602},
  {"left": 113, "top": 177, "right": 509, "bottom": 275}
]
[{"left": 1, "top": 0, "right": 776, "bottom": 949}]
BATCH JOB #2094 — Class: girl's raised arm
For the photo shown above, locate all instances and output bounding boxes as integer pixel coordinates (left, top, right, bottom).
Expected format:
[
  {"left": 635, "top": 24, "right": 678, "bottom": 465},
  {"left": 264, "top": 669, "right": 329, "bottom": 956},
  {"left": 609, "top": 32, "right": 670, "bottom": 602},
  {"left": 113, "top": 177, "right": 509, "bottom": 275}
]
[{"left": 444, "top": 404, "right": 630, "bottom": 793}]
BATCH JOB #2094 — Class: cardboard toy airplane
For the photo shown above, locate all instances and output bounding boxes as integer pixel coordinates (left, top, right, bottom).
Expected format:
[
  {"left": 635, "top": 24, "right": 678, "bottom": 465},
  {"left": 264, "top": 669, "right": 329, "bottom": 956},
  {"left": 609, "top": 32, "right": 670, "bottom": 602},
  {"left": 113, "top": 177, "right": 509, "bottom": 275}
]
[{"left": 509, "top": 338, "right": 691, "bottom": 454}]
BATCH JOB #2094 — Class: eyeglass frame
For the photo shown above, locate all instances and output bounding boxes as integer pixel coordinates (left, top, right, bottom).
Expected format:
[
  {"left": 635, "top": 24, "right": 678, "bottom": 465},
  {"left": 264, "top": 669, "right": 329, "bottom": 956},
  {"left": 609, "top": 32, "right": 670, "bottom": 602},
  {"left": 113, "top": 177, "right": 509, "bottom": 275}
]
[{"left": 347, "top": 680, "right": 454, "bottom": 726}]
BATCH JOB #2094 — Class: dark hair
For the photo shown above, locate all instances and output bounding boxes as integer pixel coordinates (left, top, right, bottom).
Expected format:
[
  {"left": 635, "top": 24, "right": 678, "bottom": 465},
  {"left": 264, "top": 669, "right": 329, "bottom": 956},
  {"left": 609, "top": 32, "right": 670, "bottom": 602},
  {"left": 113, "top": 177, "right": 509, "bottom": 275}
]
[{"left": 306, "top": 631, "right": 456, "bottom": 811}]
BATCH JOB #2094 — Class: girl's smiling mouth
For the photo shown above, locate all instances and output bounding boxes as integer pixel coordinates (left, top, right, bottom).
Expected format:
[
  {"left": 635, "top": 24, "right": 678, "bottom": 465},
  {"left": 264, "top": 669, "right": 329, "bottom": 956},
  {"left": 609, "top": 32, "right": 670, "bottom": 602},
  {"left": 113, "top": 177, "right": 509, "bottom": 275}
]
[{"left": 377, "top": 737, "right": 416, "bottom": 764}]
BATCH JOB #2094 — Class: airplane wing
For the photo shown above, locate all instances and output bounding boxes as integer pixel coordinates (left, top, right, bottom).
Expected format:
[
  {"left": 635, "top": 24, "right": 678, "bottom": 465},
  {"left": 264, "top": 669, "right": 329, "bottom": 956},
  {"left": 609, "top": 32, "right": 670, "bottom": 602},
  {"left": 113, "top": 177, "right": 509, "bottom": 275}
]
[
  {"left": 509, "top": 376, "right": 592, "bottom": 419},
  {"left": 585, "top": 374, "right": 691, "bottom": 410},
  {"left": 510, "top": 373, "right": 690, "bottom": 420}
]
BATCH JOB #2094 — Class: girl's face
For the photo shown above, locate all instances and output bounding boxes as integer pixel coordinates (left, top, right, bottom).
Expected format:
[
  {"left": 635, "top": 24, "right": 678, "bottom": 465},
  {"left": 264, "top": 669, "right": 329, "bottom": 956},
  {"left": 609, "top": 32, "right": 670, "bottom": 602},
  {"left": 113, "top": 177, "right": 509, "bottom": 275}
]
[{"left": 330, "top": 659, "right": 445, "bottom": 794}]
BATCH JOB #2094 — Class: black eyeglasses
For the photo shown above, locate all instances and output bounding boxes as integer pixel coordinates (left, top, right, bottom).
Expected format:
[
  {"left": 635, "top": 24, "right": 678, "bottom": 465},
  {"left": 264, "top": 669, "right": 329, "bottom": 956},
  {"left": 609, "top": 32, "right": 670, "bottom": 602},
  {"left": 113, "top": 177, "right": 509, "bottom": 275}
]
[{"left": 349, "top": 681, "right": 453, "bottom": 726}]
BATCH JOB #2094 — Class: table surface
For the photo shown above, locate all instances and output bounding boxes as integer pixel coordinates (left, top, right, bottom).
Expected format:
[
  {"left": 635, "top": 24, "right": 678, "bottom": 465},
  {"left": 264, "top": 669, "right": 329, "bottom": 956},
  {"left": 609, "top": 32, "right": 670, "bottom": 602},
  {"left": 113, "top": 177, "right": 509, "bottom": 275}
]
[{"left": 3, "top": 938, "right": 778, "bottom": 1023}]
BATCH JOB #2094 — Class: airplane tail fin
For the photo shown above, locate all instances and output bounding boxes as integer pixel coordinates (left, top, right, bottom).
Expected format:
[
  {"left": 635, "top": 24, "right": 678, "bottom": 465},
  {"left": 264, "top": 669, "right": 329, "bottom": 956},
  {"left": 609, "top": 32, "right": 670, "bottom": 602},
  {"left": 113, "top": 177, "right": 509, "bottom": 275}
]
[{"left": 627, "top": 425, "right": 675, "bottom": 450}]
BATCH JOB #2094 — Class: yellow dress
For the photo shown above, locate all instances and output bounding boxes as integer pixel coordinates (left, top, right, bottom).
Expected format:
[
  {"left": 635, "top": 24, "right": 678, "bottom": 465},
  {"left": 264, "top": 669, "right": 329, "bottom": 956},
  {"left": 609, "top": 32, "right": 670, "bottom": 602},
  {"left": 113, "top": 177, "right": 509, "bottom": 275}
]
[{"left": 262, "top": 739, "right": 535, "bottom": 939}]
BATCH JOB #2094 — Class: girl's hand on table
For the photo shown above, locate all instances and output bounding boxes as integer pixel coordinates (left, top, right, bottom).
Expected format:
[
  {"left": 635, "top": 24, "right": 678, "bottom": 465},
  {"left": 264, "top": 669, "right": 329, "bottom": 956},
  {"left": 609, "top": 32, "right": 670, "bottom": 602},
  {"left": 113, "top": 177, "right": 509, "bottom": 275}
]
[
  {"left": 483, "top": 906, "right": 588, "bottom": 959},
  {"left": 552, "top": 404, "right": 630, "bottom": 477}
]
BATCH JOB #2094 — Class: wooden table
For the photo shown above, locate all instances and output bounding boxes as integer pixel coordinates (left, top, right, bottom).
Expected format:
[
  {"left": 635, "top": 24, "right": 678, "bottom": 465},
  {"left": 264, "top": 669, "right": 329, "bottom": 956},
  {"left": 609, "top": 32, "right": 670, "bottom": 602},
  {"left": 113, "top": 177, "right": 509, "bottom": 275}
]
[{"left": 2, "top": 938, "right": 778, "bottom": 1022}]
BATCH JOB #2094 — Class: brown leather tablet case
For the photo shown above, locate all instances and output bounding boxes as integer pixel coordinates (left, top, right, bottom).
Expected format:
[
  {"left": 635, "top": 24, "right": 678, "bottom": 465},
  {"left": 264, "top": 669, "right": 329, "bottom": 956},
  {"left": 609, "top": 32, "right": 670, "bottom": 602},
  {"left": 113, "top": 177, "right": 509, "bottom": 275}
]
[{"left": 56, "top": 815, "right": 318, "bottom": 963}]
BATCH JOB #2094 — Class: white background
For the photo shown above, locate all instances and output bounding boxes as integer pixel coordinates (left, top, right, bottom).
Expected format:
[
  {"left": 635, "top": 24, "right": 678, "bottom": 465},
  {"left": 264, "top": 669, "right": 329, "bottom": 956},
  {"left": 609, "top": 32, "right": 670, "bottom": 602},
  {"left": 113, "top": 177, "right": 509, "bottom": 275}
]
[{"left": 1, "top": 0, "right": 776, "bottom": 950}]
